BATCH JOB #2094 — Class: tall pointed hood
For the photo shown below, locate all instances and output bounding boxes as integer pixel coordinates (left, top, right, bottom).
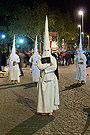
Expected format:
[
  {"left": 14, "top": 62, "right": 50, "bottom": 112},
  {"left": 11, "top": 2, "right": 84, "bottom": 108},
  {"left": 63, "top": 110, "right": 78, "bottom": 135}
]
[
  {"left": 42, "top": 16, "right": 51, "bottom": 57},
  {"left": 78, "top": 33, "right": 83, "bottom": 52},
  {"left": 34, "top": 35, "right": 38, "bottom": 52},
  {"left": 10, "top": 35, "right": 16, "bottom": 59},
  {"left": 11, "top": 35, "right": 16, "bottom": 54}
]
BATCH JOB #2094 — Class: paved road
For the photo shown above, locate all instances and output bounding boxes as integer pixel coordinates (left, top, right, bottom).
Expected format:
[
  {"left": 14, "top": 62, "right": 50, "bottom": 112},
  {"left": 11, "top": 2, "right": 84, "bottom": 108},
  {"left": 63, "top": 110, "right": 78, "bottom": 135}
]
[{"left": 0, "top": 64, "right": 90, "bottom": 135}]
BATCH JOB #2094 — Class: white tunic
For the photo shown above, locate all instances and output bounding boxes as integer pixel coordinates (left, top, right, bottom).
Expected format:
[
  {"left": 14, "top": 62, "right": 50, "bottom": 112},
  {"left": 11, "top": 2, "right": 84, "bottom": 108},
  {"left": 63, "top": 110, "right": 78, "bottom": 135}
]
[
  {"left": 37, "top": 55, "right": 60, "bottom": 113},
  {"left": 29, "top": 53, "right": 40, "bottom": 82},
  {"left": 8, "top": 54, "right": 20, "bottom": 82},
  {"left": 75, "top": 52, "right": 87, "bottom": 82}
]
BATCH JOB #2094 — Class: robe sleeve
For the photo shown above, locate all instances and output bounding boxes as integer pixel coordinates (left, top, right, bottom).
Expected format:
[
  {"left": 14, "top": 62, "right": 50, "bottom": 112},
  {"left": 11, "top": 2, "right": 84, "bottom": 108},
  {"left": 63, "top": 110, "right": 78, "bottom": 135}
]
[
  {"left": 29, "top": 56, "right": 32, "bottom": 63},
  {"left": 37, "top": 58, "right": 50, "bottom": 70},
  {"left": 74, "top": 55, "right": 78, "bottom": 62},
  {"left": 16, "top": 56, "right": 20, "bottom": 63},
  {"left": 83, "top": 55, "right": 87, "bottom": 66},
  {"left": 45, "top": 56, "right": 57, "bottom": 73}
]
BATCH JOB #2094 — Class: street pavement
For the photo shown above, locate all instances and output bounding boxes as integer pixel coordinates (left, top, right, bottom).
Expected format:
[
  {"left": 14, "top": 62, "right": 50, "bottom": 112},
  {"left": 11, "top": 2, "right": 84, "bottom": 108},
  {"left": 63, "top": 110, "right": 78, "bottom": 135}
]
[{"left": 0, "top": 64, "right": 90, "bottom": 135}]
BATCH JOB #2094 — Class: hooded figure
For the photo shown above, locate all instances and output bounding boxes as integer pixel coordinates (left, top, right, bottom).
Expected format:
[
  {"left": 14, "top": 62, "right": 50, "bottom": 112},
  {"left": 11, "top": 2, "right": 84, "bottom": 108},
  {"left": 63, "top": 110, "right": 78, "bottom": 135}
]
[
  {"left": 8, "top": 35, "right": 20, "bottom": 84},
  {"left": 37, "top": 16, "right": 60, "bottom": 116},
  {"left": 29, "top": 36, "right": 40, "bottom": 82},
  {"left": 75, "top": 33, "right": 87, "bottom": 84}
]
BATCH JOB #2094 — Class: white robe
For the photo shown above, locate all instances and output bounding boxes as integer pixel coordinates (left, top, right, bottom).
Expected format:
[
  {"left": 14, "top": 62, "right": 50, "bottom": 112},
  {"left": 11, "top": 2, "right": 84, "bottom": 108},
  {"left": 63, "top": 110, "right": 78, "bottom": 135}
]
[
  {"left": 29, "top": 53, "right": 40, "bottom": 82},
  {"left": 75, "top": 52, "right": 87, "bottom": 82},
  {"left": 37, "top": 55, "right": 60, "bottom": 113},
  {"left": 8, "top": 54, "right": 20, "bottom": 82}
]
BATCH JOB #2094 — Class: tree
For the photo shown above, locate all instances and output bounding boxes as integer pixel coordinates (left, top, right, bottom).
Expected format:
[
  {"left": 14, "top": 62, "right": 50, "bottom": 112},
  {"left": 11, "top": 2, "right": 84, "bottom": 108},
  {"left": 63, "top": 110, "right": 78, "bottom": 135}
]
[
  {"left": 0, "top": 2, "right": 79, "bottom": 50},
  {"left": 53, "top": 11, "right": 78, "bottom": 45},
  {"left": 8, "top": 2, "right": 49, "bottom": 40}
]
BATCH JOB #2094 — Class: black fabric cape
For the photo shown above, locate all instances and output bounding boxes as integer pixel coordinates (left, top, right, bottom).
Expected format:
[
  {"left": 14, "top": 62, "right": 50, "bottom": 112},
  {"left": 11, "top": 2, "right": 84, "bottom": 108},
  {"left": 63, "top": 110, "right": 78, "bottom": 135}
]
[
  {"left": 1, "top": 52, "right": 7, "bottom": 66},
  {"left": 51, "top": 53, "right": 59, "bottom": 80}
]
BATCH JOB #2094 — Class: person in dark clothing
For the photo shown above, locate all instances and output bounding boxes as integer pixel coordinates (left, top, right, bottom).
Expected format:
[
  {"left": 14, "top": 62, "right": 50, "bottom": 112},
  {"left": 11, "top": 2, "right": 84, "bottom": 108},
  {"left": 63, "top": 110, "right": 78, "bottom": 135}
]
[
  {"left": 65, "top": 51, "right": 70, "bottom": 66},
  {"left": 51, "top": 52, "right": 59, "bottom": 80},
  {"left": 87, "top": 53, "right": 90, "bottom": 67},
  {"left": 18, "top": 51, "right": 25, "bottom": 76},
  {"left": 68, "top": 52, "right": 71, "bottom": 65},
  {"left": 1, "top": 50, "right": 7, "bottom": 71},
  {"left": 70, "top": 51, "right": 75, "bottom": 64},
  {"left": 24, "top": 51, "right": 30, "bottom": 68}
]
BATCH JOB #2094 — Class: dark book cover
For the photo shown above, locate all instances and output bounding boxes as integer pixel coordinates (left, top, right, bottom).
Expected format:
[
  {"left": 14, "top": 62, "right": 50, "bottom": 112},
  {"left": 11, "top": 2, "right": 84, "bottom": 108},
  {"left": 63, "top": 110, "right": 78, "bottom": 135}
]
[{"left": 41, "top": 57, "right": 51, "bottom": 64}]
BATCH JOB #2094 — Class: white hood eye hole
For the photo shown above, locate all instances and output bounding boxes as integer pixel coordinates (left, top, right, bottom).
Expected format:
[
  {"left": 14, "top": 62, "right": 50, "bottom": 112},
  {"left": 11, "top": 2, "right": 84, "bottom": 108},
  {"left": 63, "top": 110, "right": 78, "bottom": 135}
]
[{"left": 45, "top": 50, "right": 49, "bottom": 51}]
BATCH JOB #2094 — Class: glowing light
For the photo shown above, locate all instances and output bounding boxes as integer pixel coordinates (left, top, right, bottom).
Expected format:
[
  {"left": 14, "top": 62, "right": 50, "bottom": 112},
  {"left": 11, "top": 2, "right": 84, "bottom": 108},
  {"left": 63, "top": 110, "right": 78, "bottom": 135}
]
[
  {"left": 83, "top": 50, "right": 85, "bottom": 54},
  {"left": 75, "top": 43, "right": 76, "bottom": 45},
  {"left": 20, "top": 39, "right": 24, "bottom": 43},
  {"left": 79, "top": 11, "right": 83, "bottom": 15},
  {"left": 17, "top": 45, "right": 19, "bottom": 48},
  {"left": 78, "top": 25, "right": 81, "bottom": 28},
  {"left": 2, "top": 34, "right": 5, "bottom": 39},
  {"left": 81, "top": 32, "right": 84, "bottom": 35}
]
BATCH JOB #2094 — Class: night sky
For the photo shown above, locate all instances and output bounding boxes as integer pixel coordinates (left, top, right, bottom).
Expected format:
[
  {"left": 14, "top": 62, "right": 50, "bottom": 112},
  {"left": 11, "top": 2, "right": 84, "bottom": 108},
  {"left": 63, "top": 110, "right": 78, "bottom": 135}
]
[{"left": 1, "top": 0, "right": 90, "bottom": 33}]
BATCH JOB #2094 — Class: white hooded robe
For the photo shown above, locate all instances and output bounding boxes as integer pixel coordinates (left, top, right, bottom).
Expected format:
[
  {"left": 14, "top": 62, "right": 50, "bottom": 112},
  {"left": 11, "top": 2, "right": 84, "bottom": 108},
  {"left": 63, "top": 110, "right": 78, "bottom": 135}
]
[
  {"left": 8, "top": 36, "right": 20, "bottom": 82},
  {"left": 37, "top": 16, "right": 60, "bottom": 113},
  {"left": 29, "top": 36, "right": 40, "bottom": 82},
  {"left": 75, "top": 52, "right": 86, "bottom": 82},
  {"left": 37, "top": 55, "right": 60, "bottom": 113},
  {"left": 75, "top": 32, "right": 87, "bottom": 82}
]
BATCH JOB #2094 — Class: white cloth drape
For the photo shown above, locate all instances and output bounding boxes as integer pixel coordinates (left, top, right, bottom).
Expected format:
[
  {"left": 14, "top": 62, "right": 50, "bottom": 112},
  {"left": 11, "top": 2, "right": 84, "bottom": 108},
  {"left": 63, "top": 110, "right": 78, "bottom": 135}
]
[
  {"left": 29, "top": 53, "right": 40, "bottom": 82},
  {"left": 75, "top": 52, "right": 87, "bottom": 82},
  {"left": 37, "top": 55, "right": 60, "bottom": 113},
  {"left": 8, "top": 54, "right": 20, "bottom": 82}
]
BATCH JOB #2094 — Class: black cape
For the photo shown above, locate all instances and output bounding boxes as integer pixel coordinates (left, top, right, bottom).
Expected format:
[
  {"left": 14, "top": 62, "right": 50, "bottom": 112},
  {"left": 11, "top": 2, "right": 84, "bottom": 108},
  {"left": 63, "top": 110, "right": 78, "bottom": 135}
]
[
  {"left": 1, "top": 52, "right": 7, "bottom": 66},
  {"left": 51, "top": 53, "right": 59, "bottom": 80}
]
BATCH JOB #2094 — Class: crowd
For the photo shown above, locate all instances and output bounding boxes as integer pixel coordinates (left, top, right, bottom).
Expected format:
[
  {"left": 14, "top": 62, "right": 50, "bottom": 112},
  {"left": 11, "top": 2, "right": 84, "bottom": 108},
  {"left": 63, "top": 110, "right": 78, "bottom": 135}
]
[
  {"left": 58, "top": 50, "right": 75, "bottom": 66},
  {"left": 56, "top": 50, "right": 90, "bottom": 68},
  {"left": 1, "top": 50, "right": 90, "bottom": 73},
  {"left": 0, "top": 50, "right": 31, "bottom": 71}
]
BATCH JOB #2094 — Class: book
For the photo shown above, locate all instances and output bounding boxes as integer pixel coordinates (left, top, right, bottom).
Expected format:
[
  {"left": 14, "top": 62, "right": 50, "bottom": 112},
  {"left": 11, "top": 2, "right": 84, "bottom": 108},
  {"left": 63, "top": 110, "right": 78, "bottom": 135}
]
[{"left": 41, "top": 57, "right": 51, "bottom": 64}]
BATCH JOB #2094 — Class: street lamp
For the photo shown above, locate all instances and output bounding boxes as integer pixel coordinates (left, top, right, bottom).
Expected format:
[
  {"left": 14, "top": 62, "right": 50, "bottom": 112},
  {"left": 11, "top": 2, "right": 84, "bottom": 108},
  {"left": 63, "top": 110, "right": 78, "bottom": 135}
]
[
  {"left": 62, "top": 39, "right": 64, "bottom": 51},
  {"left": 81, "top": 32, "right": 84, "bottom": 45},
  {"left": 2, "top": 34, "right": 5, "bottom": 39},
  {"left": 20, "top": 39, "right": 24, "bottom": 44},
  {"left": 78, "top": 25, "right": 81, "bottom": 44},
  {"left": 87, "top": 35, "right": 89, "bottom": 48},
  {"left": 19, "top": 38, "right": 24, "bottom": 50},
  {"left": 78, "top": 25, "right": 81, "bottom": 35},
  {"left": 78, "top": 10, "right": 84, "bottom": 47},
  {"left": 1, "top": 34, "right": 5, "bottom": 50}
]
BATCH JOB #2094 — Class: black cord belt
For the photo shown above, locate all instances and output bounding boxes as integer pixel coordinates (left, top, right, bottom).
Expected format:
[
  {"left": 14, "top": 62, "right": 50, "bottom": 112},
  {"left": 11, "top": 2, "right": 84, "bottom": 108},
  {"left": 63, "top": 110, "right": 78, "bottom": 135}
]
[{"left": 78, "top": 62, "right": 83, "bottom": 64}]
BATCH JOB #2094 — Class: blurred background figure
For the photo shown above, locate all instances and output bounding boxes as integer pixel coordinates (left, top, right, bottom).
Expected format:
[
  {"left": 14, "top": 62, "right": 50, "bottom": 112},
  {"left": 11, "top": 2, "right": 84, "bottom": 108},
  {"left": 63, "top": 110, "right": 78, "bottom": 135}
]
[
  {"left": 18, "top": 50, "right": 25, "bottom": 76},
  {"left": 1, "top": 50, "right": 7, "bottom": 72},
  {"left": 24, "top": 51, "right": 30, "bottom": 68},
  {"left": 87, "top": 52, "right": 90, "bottom": 68},
  {"left": 70, "top": 50, "right": 75, "bottom": 64},
  {"left": 65, "top": 51, "right": 70, "bottom": 66}
]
